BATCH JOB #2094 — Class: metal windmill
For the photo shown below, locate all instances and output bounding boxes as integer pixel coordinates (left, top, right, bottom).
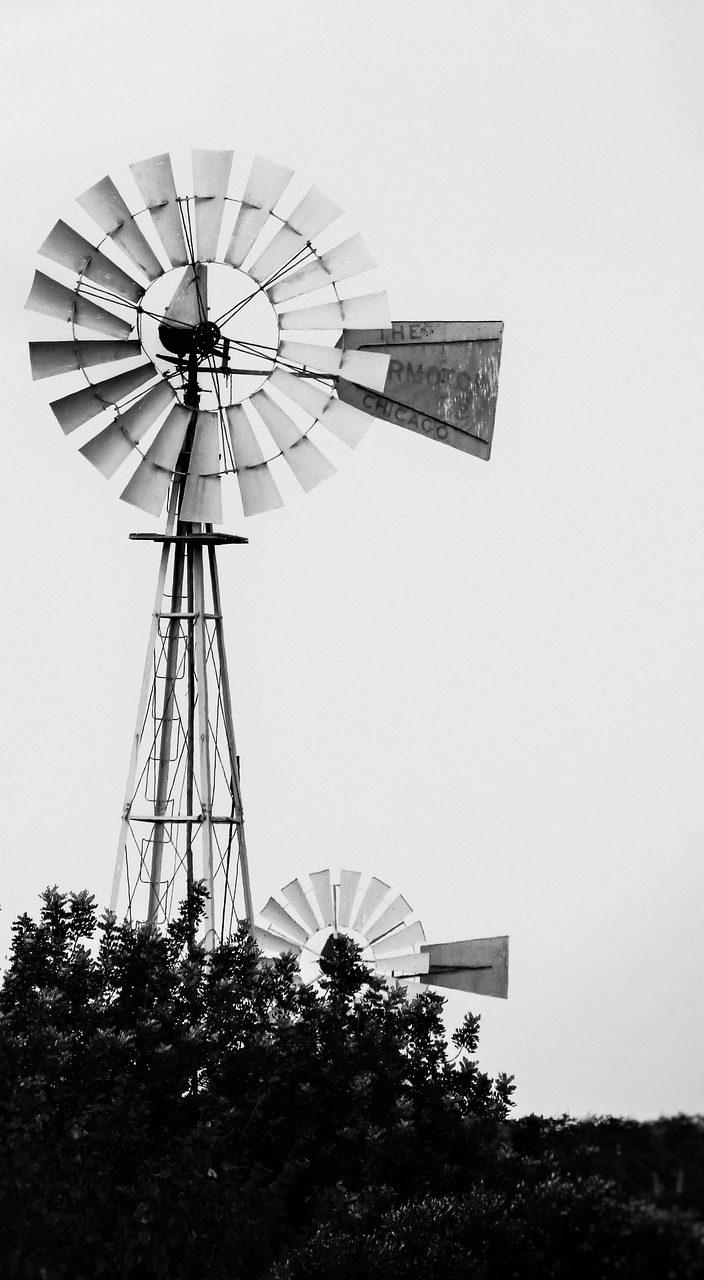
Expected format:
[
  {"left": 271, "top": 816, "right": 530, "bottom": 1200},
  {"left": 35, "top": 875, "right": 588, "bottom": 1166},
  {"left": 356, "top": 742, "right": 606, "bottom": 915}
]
[{"left": 26, "top": 149, "right": 506, "bottom": 996}]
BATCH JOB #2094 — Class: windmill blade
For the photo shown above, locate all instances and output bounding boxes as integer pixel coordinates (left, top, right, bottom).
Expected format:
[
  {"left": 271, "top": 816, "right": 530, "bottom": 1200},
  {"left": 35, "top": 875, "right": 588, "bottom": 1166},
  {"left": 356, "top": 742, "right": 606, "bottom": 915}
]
[
  {"left": 281, "top": 878, "right": 320, "bottom": 935},
  {"left": 320, "top": 398, "right": 375, "bottom": 448},
  {"left": 278, "top": 292, "right": 391, "bottom": 331},
  {"left": 77, "top": 175, "right": 163, "bottom": 281},
  {"left": 353, "top": 877, "right": 390, "bottom": 933},
  {"left": 79, "top": 381, "right": 175, "bottom": 478},
  {"left": 278, "top": 343, "right": 389, "bottom": 394},
  {"left": 180, "top": 410, "right": 222, "bottom": 524},
  {"left": 164, "top": 262, "right": 208, "bottom": 328},
  {"left": 129, "top": 153, "right": 188, "bottom": 267},
  {"left": 225, "top": 155, "right": 294, "bottom": 267},
  {"left": 267, "top": 234, "right": 376, "bottom": 304},
  {"left": 367, "top": 895, "right": 413, "bottom": 944},
  {"left": 419, "top": 936, "right": 509, "bottom": 998},
  {"left": 25, "top": 271, "right": 133, "bottom": 339},
  {"left": 247, "top": 226, "right": 310, "bottom": 287},
  {"left": 120, "top": 404, "right": 192, "bottom": 516},
  {"left": 268, "top": 366, "right": 332, "bottom": 417},
  {"left": 375, "top": 953, "right": 430, "bottom": 978},
  {"left": 310, "top": 870, "right": 334, "bottom": 927},
  {"left": 250, "top": 924, "right": 302, "bottom": 956},
  {"left": 39, "top": 221, "right": 144, "bottom": 305},
  {"left": 192, "top": 149, "right": 233, "bottom": 261},
  {"left": 50, "top": 362, "right": 157, "bottom": 434},
  {"left": 260, "top": 897, "right": 310, "bottom": 946},
  {"left": 29, "top": 339, "right": 141, "bottom": 381},
  {"left": 372, "top": 920, "right": 427, "bottom": 958},
  {"left": 287, "top": 186, "right": 343, "bottom": 239},
  {"left": 225, "top": 405, "right": 284, "bottom": 516},
  {"left": 270, "top": 367, "right": 372, "bottom": 449},
  {"left": 337, "top": 869, "right": 361, "bottom": 929},
  {"left": 251, "top": 390, "right": 335, "bottom": 492}
]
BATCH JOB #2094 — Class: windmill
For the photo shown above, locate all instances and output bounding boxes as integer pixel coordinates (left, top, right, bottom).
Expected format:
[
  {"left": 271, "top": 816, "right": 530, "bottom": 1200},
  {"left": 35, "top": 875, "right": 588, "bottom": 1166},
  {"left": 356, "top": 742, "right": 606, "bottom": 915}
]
[{"left": 25, "top": 149, "right": 506, "bottom": 993}]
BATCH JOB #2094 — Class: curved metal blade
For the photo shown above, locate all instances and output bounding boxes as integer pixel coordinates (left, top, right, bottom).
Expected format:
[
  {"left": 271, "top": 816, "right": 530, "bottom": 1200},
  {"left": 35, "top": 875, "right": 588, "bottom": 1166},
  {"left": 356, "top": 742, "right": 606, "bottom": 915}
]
[
  {"left": 79, "top": 381, "right": 175, "bottom": 478},
  {"left": 282, "top": 878, "right": 320, "bottom": 935},
  {"left": 225, "top": 155, "right": 294, "bottom": 267},
  {"left": 310, "top": 870, "right": 334, "bottom": 928},
  {"left": 267, "top": 367, "right": 332, "bottom": 418},
  {"left": 267, "top": 234, "right": 376, "bottom": 304},
  {"left": 276, "top": 348, "right": 389, "bottom": 395},
  {"left": 260, "top": 897, "right": 309, "bottom": 945},
  {"left": 279, "top": 340, "right": 341, "bottom": 377},
  {"left": 180, "top": 410, "right": 222, "bottom": 523},
  {"left": 192, "top": 149, "right": 233, "bottom": 261},
  {"left": 77, "top": 175, "right": 163, "bottom": 281},
  {"left": 337, "top": 870, "right": 361, "bottom": 930},
  {"left": 25, "top": 271, "right": 133, "bottom": 338},
  {"left": 50, "top": 362, "right": 157, "bottom": 434},
  {"left": 250, "top": 923, "right": 302, "bottom": 956},
  {"left": 367, "top": 895, "right": 413, "bottom": 944},
  {"left": 279, "top": 292, "right": 391, "bottom": 331},
  {"left": 29, "top": 339, "right": 141, "bottom": 381},
  {"left": 319, "top": 398, "right": 373, "bottom": 448},
  {"left": 164, "top": 262, "right": 208, "bottom": 328},
  {"left": 130, "top": 153, "right": 188, "bottom": 267},
  {"left": 247, "top": 226, "right": 309, "bottom": 286},
  {"left": 372, "top": 920, "right": 427, "bottom": 957},
  {"left": 226, "top": 405, "right": 285, "bottom": 515},
  {"left": 353, "top": 877, "right": 390, "bottom": 933},
  {"left": 39, "top": 221, "right": 144, "bottom": 304},
  {"left": 287, "top": 186, "right": 343, "bottom": 239},
  {"left": 119, "top": 404, "right": 191, "bottom": 516},
  {"left": 253, "top": 384, "right": 336, "bottom": 490}
]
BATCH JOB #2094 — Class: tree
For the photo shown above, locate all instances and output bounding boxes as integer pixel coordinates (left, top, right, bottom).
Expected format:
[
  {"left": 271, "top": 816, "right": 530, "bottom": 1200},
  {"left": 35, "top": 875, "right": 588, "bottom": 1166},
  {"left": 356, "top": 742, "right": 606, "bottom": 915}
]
[{"left": 0, "top": 887, "right": 514, "bottom": 1279}]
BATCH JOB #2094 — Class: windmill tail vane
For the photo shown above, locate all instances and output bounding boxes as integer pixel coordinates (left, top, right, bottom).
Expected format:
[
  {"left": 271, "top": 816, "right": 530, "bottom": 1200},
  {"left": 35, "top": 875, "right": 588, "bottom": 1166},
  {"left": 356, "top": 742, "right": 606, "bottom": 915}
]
[{"left": 26, "top": 149, "right": 506, "bottom": 982}]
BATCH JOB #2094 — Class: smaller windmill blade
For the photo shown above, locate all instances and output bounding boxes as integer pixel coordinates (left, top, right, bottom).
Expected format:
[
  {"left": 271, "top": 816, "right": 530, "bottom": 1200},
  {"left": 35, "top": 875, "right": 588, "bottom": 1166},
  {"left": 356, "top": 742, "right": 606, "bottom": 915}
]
[
  {"left": 266, "top": 233, "right": 377, "bottom": 304},
  {"left": 39, "top": 221, "right": 145, "bottom": 305},
  {"left": 180, "top": 410, "right": 222, "bottom": 523},
  {"left": 129, "top": 152, "right": 188, "bottom": 267},
  {"left": 120, "top": 403, "right": 192, "bottom": 516},
  {"left": 247, "top": 226, "right": 309, "bottom": 287},
  {"left": 225, "top": 155, "right": 294, "bottom": 267},
  {"left": 77, "top": 175, "right": 163, "bottom": 281},
  {"left": 192, "top": 149, "right": 233, "bottom": 261},
  {"left": 366, "top": 894, "right": 413, "bottom": 944},
  {"left": 260, "top": 897, "right": 310, "bottom": 946},
  {"left": 371, "top": 919, "right": 426, "bottom": 958},
  {"left": 336, "top": 321, "right": 504, "bottom": 461},
  {"left": 251, "top": 924, "right": 303, "bottom": 956},
  {"left": 29, "top": 339, "right": 141, "bottom": 381},
  {"left": 281, "top": 878, "right": 320, "bottom": 934},
  {"left": 80, "top": 380, "right": 175, "bottom": 478},
  {"left": 419, "top": 936, "right": 509, "bottom": 998},
  {"left": 337, "top": 870, "right": 361, "bottom": 929},
  {"left": 25, "top": 271, "right": 134, "bottom": 339}
]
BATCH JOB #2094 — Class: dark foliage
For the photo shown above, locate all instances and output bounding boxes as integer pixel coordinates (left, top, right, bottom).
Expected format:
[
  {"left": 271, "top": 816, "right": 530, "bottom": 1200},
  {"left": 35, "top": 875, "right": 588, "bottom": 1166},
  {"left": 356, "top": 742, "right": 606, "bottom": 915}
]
[{"left": 1, "top": 887, "right": 702, "bottom": 1279}]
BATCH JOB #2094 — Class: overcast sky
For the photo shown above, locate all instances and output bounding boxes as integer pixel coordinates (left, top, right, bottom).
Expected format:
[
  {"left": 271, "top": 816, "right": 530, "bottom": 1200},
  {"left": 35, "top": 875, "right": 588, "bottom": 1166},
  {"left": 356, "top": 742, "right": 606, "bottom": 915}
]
[{"left": 1, "top": 0, "right": 702, "bottom": 1120}]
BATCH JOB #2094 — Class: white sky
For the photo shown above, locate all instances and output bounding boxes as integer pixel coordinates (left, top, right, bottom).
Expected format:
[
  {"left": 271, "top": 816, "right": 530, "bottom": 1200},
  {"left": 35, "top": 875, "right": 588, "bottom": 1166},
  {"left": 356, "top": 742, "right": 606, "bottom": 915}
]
[{"left": 1, "top": 0, "right": 702, "bottom": 1119}]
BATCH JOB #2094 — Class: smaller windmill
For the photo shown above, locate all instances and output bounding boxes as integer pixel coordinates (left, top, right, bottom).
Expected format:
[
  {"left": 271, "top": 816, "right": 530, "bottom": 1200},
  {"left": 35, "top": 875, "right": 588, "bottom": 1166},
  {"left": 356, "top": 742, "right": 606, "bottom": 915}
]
[{"left": 256, "top": 869, "right": 508, "bottom": 998}]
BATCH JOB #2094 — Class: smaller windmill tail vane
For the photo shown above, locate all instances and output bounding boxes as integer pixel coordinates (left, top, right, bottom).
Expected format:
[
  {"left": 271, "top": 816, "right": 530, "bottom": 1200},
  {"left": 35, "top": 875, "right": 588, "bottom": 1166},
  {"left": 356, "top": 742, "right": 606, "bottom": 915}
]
[{"left": 255, "top": 869, "right": 508, "bottom": 999}]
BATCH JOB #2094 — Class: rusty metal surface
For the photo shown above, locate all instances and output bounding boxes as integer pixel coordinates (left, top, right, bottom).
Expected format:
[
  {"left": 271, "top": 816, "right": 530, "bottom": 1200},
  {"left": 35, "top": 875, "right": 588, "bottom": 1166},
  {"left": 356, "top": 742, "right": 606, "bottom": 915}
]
[
  {"left": 336, "top": 320, "right": 503, "bottom": 460},
  {"left": 420, "top": 934, "right": 509, "bottom": 997}
]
